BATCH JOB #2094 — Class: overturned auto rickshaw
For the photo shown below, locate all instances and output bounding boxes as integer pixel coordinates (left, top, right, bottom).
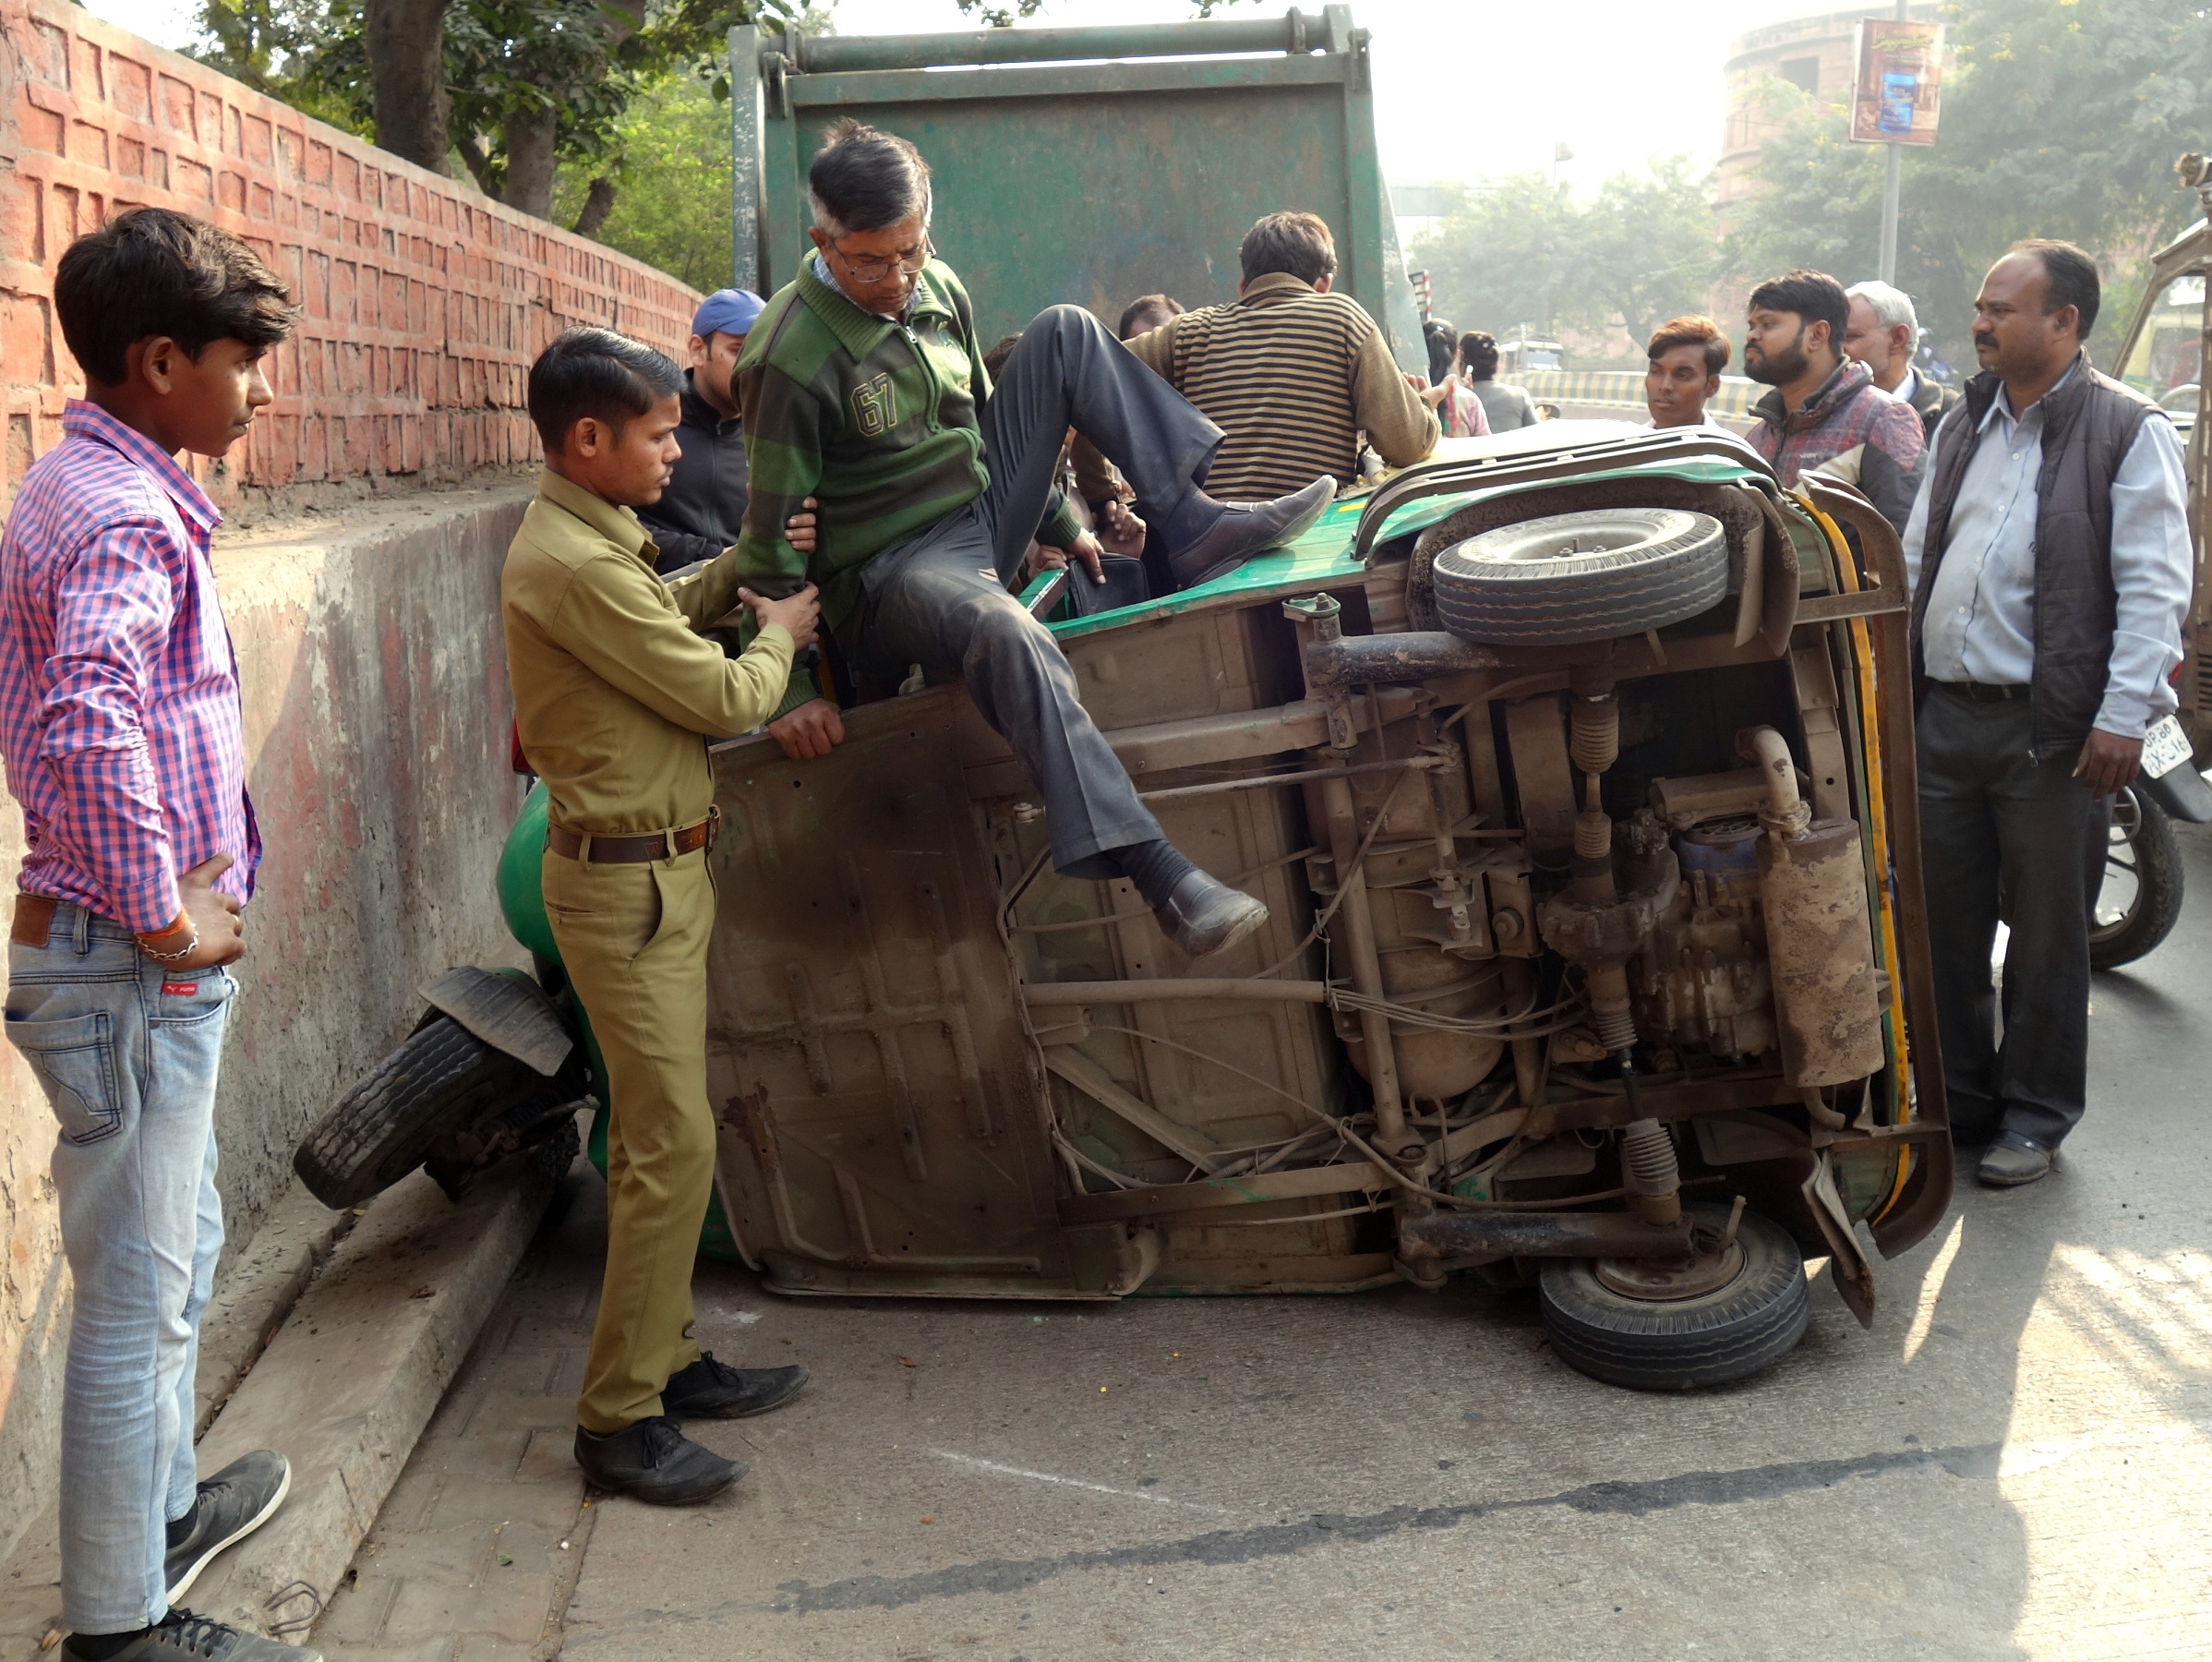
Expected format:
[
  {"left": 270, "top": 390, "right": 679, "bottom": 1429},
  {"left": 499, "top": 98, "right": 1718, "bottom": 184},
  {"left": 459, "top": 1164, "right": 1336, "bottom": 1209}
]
[{"left": 298, "top": 425, "right": 1956, "bottom": 1391}]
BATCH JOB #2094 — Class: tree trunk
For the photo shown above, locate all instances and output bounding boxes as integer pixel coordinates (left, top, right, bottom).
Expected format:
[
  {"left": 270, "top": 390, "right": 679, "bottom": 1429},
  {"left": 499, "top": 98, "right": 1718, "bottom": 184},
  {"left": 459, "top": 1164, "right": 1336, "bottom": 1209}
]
[
  {"left": 572, "top": 177, "right": 618, "bottom": 238},
  {"left": 500, "top": 107, "right": 559, "bottom": 220},
  {"left": 364, "top": 0, "right": 453, "bottom": 174}
]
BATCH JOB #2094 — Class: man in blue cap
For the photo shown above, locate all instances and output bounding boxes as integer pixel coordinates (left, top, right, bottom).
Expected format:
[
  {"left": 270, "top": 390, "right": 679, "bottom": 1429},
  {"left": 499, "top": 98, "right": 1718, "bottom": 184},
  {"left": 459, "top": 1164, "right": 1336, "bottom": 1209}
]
[{"left": 638, "top": 288, "right": 763, "bottom": 572}]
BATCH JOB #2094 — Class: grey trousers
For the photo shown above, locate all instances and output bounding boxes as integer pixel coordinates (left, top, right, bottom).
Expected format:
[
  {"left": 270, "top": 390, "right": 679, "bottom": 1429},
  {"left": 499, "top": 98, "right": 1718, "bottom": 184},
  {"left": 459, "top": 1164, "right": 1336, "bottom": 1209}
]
[
  {"left": 849, "top": 305, "right": 1226, "bottom": 873},
  {"left": 1916, "top": 684, "right": 2110, "bottom": 1148}
]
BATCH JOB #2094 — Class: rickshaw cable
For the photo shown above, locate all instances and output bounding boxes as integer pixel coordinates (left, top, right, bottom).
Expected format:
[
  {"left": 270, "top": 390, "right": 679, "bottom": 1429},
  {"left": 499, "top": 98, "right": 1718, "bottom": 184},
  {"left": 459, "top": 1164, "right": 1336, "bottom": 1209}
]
[
  {"left": 1253, "top": 770, "right": 1413, "bottom": 979},
  {"left": 1088, "top": 1022, "right": 1636, "bottom": 1212}
]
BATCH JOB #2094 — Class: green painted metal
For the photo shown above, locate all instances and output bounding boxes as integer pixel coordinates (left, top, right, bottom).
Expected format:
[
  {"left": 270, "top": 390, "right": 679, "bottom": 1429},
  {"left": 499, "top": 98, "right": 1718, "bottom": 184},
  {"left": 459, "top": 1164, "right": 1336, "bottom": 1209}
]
[
  {"left": 730, "top": 6, "right": 1422, "bottom": 367},
  {"left": 496, "top": 781, "right": 559, "bottom": 961},
  {"left": 777, "top": 15, "right": 1325, "bottom": 73},
  {"left": 1039, "top": 454, "right": 1779, "bottom": 642}
]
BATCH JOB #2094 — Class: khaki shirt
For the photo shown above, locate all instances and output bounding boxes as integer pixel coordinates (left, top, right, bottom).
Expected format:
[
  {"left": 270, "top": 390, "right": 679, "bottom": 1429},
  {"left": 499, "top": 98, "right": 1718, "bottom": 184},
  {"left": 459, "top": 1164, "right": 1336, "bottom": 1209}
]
[{"left": 501, "top": 469, "right": 794, "bottom": 837}]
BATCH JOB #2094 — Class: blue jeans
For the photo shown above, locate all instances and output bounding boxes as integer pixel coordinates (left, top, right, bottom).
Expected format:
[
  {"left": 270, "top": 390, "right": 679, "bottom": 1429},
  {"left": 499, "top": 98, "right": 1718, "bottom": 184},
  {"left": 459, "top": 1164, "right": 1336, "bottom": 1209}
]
[{"left": 5, "top": 901, "right": 233, "bottom": 1631}]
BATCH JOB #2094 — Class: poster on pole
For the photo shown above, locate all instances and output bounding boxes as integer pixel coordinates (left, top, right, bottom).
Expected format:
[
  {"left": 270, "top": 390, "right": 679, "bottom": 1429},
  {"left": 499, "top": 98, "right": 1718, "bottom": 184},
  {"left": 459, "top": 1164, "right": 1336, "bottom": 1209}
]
[{"left": 1850, "top": 18, "right": 1944, "bottom": 145}]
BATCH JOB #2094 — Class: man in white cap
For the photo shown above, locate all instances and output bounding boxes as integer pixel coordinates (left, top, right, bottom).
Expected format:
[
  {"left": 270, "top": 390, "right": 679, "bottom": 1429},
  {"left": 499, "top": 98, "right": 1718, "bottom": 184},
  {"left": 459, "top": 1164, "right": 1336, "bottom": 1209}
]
[{"left": 638, "top": 287, "right": 764, "bottom": 572}]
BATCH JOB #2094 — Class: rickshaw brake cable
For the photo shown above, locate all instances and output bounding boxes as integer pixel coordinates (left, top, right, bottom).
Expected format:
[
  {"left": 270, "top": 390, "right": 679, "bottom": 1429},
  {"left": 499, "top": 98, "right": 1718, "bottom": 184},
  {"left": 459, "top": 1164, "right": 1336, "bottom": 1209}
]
[
  {"left": 1088, "top": 1021, "right": 1641, "bottom": 1212},
  {"left": 1254, "top": 770, "right": 1413, "bottom": 979}
]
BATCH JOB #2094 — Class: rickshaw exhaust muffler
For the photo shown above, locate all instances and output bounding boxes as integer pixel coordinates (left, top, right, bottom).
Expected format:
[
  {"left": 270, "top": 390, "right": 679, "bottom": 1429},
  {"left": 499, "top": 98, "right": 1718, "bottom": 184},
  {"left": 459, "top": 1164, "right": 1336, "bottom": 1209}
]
[{"left": 1737, "top": 727, "right": 1887, "bottom": 1088}]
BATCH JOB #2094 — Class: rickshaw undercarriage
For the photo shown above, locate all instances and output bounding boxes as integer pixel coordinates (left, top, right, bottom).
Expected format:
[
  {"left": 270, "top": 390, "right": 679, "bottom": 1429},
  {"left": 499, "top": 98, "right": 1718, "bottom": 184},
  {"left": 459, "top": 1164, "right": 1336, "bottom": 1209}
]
[{"left": 694, "top": 437, "right": 1954, "bottom": 1388}]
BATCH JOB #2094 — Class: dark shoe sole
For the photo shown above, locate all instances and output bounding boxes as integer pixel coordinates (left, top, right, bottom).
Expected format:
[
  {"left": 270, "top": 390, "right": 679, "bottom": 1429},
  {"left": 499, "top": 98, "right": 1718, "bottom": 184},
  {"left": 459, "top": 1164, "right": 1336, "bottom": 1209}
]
[
  {"left": 667, "top": 1366, "right": 810, "bottom": 1422},
  {"left": 164, "top": 1459, "right": 292, "bottom": 1604},
  {"left": 585, "top": 1457, "right": 749, "bottom": 1506}
]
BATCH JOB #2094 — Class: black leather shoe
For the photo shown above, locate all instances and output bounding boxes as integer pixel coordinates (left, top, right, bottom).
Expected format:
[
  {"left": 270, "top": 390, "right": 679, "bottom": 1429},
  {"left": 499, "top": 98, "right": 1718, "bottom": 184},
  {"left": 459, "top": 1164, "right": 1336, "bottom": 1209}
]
[
  {"left": 1153, "top": 869, "right": 1268, "bottom": 959},
  {"left": 1166, "top": 476, "right": 1335, "bottom": 589},
  {"left": 574, "top": 1416, "right": 744, "bottom": 1504},
  {"left": 661, "top": 1353, "right": 810, "bottom": 1420},
  {"left": 1977, "top": 1132, "right": 2055, "bottom": 1188}
]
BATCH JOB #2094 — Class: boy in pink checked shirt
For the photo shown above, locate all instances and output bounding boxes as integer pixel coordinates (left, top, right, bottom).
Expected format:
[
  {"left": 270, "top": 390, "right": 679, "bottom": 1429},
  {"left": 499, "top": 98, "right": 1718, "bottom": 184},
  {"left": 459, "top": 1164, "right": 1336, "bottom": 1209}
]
[{"left": 1, "top": 210, "right": 319, "bottom": 1662}]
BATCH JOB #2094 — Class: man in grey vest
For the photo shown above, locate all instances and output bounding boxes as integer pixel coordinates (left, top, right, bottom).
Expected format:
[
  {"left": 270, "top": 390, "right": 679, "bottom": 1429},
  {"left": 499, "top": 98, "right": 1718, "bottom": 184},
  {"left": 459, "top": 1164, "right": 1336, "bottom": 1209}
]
[{"left": 1905, "top": 240, "right": 2192, "bottom": 1187}]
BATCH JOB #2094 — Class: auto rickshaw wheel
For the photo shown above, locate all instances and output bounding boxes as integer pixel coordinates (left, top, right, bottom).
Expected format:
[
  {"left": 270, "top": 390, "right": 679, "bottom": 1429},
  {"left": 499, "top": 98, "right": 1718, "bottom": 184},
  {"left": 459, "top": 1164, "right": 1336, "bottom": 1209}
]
[
  {"left": 1536, "top": 1201, "right": 1809, "bottom": 1391},
  {"left": 1430, "top": 507, "right": 1728, "bottom": 645},
  {"left": 2090, "top": 785, "right": 2184, "bottom": 970},
  {"left": 295, "top": 1015, "right": 550, "bottom": 1208}
]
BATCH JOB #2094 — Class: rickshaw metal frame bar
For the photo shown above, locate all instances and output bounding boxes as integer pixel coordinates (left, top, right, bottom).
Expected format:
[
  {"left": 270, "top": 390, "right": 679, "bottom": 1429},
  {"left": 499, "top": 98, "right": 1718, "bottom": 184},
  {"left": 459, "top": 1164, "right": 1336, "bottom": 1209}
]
[{"left": 1797, "top": 476, "right": 1954, "bottom": 1257}]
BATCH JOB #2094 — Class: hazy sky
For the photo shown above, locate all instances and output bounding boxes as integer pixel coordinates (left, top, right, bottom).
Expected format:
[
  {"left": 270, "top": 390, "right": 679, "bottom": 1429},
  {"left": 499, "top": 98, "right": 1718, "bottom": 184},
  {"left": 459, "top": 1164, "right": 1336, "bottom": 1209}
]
[{"left": 84, "top": 0, "right": 1837, "bottom": 188}]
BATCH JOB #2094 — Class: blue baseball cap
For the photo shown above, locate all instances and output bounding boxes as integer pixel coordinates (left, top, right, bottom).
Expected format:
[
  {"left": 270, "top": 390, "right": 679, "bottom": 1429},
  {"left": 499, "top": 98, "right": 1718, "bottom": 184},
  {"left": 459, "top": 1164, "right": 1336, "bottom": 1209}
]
[{"left": 692, "top": 288, "right": 765, "bottom": 341}]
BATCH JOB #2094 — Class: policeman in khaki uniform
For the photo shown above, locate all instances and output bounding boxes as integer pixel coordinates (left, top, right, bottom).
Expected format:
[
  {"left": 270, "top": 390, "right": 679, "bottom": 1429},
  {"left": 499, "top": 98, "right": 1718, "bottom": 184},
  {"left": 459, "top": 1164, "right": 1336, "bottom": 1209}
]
[{"left": 501, "top": 327, "right": 823, "bottom": 1504}]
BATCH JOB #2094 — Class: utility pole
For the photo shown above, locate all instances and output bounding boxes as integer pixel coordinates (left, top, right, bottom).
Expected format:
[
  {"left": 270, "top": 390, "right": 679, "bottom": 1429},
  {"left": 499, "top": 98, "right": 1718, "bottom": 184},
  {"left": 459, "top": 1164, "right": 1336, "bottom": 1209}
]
[
  {"left": 1543, "top": 140, "right": 1571, "bottom": 339},
  {"left": 1876, "top": 0, "right": 1907, "bottom": 284}
]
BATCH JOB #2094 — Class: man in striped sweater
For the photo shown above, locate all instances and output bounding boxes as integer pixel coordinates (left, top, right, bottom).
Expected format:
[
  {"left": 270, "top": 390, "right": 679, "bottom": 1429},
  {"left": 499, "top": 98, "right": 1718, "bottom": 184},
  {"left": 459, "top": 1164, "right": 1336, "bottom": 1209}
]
[
  {"left": 730, "top": 121, "right": 1334, "bottom": 959},
  {"left": 1077, "top": 213, "right": 1439, "bottom": 589}
]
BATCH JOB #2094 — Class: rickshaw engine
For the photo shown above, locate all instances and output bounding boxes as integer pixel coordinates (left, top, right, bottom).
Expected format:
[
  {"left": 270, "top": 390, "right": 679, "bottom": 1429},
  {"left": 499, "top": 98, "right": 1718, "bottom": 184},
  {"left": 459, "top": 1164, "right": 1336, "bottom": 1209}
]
[{"left": 1630, "top": 812, "right": 1777, "bottom": 1062}]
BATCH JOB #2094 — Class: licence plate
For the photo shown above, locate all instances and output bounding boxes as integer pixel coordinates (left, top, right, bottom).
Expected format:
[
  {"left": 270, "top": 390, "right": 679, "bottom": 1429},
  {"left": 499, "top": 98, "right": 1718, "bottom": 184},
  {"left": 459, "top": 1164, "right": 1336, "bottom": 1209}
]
[{"left": 2141, "top": 715, "right": 2194, "bottom": 779}]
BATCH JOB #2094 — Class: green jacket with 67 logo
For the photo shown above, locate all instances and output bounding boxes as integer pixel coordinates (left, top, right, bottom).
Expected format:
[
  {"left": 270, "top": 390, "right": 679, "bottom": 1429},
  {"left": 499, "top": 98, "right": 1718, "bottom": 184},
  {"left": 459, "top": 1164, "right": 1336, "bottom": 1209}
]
[{"left": 731, "top": 256, "right": 1083, "bottom": 716}]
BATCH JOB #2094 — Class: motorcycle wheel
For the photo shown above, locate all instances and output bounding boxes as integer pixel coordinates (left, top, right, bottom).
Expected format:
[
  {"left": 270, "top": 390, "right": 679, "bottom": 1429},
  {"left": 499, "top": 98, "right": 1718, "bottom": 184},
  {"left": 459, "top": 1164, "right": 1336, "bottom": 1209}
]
[
  {"left": 2090, "top": 786, "right": 2184, "bottom": 971},
  {"left": 295, "top": 1015, "right": 544, "bottom": 1208},
  {"left": 1537, "top": 1202, "right": 1809, "bottom": 1391}
]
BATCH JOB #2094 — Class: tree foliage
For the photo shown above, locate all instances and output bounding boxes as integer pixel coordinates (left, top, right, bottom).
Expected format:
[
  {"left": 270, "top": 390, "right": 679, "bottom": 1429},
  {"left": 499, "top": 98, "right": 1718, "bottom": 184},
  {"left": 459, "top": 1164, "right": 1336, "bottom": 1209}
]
[
  {"left": 1408, "top": 159, "right": 1723, "bottom": 359},
  {"left": 548, "top": 72, "right": 733, "bottom": 288},
  {"left": 194, "top": 0, "right": 805, "bottom": 220},
  {"left": 1729, "top": 0, "right": 2212, "bottom": 362}
]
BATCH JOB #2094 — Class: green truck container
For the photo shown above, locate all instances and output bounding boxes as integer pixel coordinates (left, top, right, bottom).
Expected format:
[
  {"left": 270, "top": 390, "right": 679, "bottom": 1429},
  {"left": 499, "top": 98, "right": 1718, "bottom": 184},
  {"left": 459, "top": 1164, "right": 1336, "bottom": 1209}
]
[{"left": 725, "top": 6, "right": 1426, "bottom": 368}]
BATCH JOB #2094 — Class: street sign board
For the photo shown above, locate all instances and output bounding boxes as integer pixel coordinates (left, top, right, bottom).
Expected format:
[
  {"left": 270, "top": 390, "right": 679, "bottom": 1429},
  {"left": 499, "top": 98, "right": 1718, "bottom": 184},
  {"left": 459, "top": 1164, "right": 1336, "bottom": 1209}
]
[{"left": 1851, "top": 18, "right": 1944, "bottom": 145}]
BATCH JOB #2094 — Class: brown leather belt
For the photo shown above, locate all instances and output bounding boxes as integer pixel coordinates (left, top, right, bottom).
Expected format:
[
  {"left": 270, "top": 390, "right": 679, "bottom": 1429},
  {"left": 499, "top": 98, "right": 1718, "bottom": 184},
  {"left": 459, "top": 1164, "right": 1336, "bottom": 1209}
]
[
  {"left": 11, "top": 892, "right": 57, "bottom": 946},
  {"left": 545, "top": 809, "right": 718, "bottom": 864}
]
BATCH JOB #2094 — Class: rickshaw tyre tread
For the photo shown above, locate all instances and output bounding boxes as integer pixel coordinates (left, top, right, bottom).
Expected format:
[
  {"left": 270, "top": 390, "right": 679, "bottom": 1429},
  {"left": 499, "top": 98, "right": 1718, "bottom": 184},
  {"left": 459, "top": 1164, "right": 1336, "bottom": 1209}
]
[
  {"left": 2090, "top": 786, "right": 2184, "bottom": 971},
  {"left": 1429, "top": 512, "right": 1729, "bottom": 645},
  {"left": 1535, "top": 1204, "right": 1809, "bottom": 1391},
  {"left": 295, "top": 1015, "right": 541, "bottom": 1208}
]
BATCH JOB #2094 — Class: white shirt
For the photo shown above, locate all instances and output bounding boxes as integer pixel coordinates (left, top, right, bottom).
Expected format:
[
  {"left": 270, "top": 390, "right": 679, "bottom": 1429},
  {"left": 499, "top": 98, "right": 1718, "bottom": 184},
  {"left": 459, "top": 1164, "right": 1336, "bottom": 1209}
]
[
  {"left": 1902, "top": 363, "right": 2193, "bottom": 738},
  {"left": 1892, "top": 367, "right": 1919, "bottom": 408}
]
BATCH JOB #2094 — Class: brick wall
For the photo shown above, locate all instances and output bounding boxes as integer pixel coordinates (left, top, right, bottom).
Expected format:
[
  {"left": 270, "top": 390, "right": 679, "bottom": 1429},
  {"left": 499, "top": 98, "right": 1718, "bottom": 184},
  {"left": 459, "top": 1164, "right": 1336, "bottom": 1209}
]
[{"left": 0, "top": 0, "right": 703, "bottom": 515}]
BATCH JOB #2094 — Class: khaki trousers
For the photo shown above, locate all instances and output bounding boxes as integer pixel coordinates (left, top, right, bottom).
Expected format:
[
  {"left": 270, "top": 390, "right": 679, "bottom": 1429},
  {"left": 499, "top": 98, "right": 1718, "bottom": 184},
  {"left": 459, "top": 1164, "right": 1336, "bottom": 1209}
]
[{"left": 543, "top": 844, "right": 716, "bottom": 1434}]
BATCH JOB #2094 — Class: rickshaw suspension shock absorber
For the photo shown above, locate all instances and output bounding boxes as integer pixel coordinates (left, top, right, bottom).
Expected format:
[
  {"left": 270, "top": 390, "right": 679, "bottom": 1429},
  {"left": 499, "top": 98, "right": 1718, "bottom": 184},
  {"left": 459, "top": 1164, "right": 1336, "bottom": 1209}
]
[{"left": 1619, "top": 1112, "right": 1683, "bottom": 1228}]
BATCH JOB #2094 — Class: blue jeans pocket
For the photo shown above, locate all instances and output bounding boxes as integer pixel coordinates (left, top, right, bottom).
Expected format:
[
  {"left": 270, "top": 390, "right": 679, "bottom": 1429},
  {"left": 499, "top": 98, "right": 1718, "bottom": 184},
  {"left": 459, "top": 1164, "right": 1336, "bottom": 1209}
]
[{"left": 5, "top": 1006, "right": 125, "bottom": 1145}]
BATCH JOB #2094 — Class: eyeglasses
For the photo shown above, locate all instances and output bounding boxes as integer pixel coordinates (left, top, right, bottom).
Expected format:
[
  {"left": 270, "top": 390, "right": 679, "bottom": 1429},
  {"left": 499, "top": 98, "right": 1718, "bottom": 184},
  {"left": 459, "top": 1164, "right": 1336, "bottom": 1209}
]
[{"left": 831, "top": 234, "right": 933, "bottom": 283}]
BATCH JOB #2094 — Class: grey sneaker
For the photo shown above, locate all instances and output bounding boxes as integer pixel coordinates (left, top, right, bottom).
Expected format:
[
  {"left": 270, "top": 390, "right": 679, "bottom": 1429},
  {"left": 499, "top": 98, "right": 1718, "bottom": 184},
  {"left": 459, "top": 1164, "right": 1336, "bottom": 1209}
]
[
  {"left": 68, "top": 1609, "right": 320, "bottom": 1662},
  {"left": 164, "top": 1450, "right": 291, "bottom": 1603},
  {"left": 1977, "top": 1132, "right": 2055, "bottom": 1187}
]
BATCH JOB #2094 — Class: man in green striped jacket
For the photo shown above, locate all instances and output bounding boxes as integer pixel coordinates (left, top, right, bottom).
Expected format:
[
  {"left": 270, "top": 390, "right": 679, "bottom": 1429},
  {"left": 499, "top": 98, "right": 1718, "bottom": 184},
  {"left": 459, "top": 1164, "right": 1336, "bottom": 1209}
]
[{"left": 728, "top": 120, "right": 1333, "bottom": 958}]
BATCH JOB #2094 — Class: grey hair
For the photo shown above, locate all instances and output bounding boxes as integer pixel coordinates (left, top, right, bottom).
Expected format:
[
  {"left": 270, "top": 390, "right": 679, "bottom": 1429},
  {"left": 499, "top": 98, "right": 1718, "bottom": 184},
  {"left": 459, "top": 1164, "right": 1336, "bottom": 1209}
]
[
  {"left": 808, "top": 118, "right": 932, "bottom": 237},
  {"left": 1845, "top": 279, "right": 1918, "bottom": 340}
]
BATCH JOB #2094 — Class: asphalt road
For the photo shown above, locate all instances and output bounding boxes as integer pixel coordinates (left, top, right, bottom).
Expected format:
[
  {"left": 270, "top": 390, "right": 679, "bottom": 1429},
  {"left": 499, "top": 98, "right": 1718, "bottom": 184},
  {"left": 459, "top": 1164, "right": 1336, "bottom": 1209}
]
[{"left": 435, "top": 823, "right": 2212, "bottom": 1662}]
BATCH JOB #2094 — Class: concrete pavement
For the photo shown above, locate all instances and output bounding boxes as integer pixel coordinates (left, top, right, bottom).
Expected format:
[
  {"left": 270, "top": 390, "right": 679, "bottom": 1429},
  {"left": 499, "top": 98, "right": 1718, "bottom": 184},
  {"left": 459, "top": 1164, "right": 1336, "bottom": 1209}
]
[{"left": 314, "top": 822, "right": 2212, "bottom": 1662}]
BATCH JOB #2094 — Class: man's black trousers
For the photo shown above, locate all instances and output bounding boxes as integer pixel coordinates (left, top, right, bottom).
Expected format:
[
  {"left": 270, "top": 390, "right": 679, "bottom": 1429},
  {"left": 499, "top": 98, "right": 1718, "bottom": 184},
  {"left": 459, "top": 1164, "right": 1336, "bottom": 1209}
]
[
  {"left": 848, "top": 305, "right": 1225, "bottom": 874},
  {"left": 1916, "top": 684, "right": 2111, "bottom": 1149}
]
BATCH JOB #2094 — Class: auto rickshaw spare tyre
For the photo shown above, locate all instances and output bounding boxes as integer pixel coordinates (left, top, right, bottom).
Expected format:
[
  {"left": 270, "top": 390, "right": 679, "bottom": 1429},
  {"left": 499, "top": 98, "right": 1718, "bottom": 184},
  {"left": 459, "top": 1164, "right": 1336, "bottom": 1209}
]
[
  {"left": 1537, "top": 1200, "right": 1809, "bottom": 1390},
  {"left": 2090, "top": 785, "right": 2184, "bottom": 971},
  {"left": 295, "top": 1016, "right": 547, "bottom": 1208},
  {"left": 1431, "top": 508, "right": 1728, "bottom": 645}
]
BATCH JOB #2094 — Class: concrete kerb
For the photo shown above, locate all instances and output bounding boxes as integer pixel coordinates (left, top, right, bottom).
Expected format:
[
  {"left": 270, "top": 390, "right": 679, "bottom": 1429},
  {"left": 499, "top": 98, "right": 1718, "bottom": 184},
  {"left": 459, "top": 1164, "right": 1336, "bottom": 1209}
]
[
  {"left": 179, "top": 1158, "right": 562, "bottom": 1640},
  {"left": 194, "top": 1184, "right": 356, "bottom": 1441},
  {"left": 0, "top": 1159, "right": 557, "bottom": 1652}
]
